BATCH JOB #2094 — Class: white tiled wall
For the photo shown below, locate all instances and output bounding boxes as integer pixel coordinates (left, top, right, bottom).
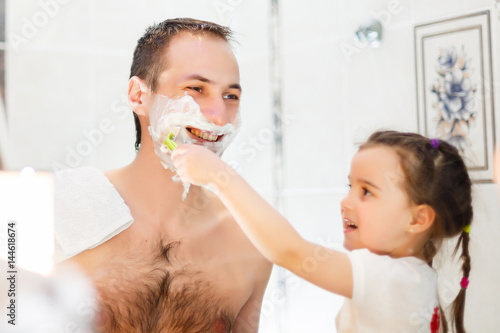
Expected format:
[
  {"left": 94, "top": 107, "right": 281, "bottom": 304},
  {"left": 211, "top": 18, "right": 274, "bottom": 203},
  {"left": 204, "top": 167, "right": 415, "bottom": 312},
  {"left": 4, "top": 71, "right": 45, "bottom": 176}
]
[
  {"left": 5, "top": 0, "right": 500, "bottom": 332},
  {"left": 222, "top": 0, "right": 273, "bottom": 194},
  {"left": 7, "top": 49, "right": 93, "bottom": 169},
  {"left": 276, "top": 1, "right": 500, "bottom": 332}
]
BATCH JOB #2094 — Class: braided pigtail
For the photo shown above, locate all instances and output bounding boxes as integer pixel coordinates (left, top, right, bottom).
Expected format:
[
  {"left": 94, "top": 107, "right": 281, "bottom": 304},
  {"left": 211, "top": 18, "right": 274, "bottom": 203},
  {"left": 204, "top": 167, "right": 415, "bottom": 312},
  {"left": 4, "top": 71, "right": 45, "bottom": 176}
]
[
  {"left": 451, "top": 229, "right": 471, "bottom": 333},
  {"left": 423, "top": 239, "right": 437, "bottom": 266}
]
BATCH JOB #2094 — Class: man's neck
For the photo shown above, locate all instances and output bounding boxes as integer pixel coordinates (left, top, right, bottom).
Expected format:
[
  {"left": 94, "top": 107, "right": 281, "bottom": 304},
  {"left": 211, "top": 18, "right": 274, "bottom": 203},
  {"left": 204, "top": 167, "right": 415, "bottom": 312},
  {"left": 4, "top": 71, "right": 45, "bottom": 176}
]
[{"left": 106, "top": 142, "right": 204, "bottom": 223}]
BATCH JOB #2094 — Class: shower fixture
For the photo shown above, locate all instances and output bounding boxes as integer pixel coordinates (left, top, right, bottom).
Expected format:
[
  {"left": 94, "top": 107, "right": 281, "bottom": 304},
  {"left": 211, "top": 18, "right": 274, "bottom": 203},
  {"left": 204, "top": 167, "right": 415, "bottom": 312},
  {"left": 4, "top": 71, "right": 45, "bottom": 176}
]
[{"left": 355, "top": 19, "right": 383, "bottom": 48}]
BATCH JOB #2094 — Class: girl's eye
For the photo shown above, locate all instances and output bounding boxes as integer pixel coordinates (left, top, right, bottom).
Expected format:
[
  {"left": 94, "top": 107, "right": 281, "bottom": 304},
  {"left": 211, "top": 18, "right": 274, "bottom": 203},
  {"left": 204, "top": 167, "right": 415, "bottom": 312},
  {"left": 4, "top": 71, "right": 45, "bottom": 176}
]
[
  {"left": 188, "top": 87, "right": 202, "bottom": 93},
  {"left": 362, "top": 187, "right": 372, "bottom": 196}
]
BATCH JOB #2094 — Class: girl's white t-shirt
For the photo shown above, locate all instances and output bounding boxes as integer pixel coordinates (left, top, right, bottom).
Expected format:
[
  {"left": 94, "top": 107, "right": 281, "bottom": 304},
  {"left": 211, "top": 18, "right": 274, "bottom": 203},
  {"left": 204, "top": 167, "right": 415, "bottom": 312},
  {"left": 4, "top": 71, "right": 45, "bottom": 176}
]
[{"left": 336, "top": 249, "right": 438, "bottom": 333}]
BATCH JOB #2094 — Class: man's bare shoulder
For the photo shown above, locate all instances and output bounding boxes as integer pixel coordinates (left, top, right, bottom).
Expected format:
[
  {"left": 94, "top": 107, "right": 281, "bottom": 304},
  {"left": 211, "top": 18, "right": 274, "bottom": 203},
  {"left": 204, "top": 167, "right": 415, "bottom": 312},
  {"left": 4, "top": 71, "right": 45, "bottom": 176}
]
[
  {"left": 103, "top": 166, "right": 127, "bottom": 183},
  {"left": 103, "top": 166, "right": 130, "bottom": 193}
]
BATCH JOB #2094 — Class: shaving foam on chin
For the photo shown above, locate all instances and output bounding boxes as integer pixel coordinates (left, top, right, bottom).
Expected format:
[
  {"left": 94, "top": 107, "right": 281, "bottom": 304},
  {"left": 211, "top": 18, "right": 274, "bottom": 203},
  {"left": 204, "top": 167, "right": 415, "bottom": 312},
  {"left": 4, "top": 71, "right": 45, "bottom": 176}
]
[{"left": 148, "top": 94, "right": 240, "bottom": 198}]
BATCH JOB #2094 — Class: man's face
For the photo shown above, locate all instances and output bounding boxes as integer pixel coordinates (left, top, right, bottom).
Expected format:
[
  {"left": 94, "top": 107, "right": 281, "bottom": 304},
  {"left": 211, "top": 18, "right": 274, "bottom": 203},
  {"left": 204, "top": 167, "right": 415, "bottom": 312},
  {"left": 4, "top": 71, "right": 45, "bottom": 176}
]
[
  {"left": 144, "top": 32, "right": 241, "bottom": 177},
  {"left": 152, "top": 32, "right": 241, "bottom": 144}
]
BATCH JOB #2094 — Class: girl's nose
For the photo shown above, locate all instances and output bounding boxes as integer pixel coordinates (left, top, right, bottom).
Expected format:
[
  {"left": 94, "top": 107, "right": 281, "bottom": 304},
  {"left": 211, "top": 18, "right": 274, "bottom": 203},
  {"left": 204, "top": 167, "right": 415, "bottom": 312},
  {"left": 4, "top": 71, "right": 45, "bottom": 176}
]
[{"left": 340, "top": 195, "right": 352, "bottom": 215}]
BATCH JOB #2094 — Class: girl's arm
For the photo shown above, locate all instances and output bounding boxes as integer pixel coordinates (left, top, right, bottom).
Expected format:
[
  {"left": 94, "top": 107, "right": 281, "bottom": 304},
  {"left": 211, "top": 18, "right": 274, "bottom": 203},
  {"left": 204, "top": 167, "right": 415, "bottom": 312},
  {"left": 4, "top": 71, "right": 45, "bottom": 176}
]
[{"left": 172, "top": 144, "right": 353, "bottom": 298}]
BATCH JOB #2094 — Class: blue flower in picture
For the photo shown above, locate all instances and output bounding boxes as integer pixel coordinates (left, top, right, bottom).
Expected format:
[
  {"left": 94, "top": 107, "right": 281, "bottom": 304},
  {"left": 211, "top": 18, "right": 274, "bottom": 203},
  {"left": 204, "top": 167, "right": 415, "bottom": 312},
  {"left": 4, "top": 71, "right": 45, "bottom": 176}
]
[
  {"left": 430, "top": 46, "right": 477, "bottom": 153},
  {"left": 437, "top": 47, "right": 458, "bottom": 72}
]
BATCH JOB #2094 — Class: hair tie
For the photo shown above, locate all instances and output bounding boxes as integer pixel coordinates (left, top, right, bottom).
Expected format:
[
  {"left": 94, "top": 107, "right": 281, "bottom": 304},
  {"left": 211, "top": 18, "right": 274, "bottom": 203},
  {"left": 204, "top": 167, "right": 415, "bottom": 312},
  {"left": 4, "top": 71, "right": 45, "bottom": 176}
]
[
  {"left": 430, "top": 138, "right": 440, "bottom": 149},
  {"left": 460, "top": 277, "right": 469, "bottom": 289},
  {"left": 430, "top": 307, "right": 440, "bottom": 333},
  {"left": 463, "top": 225, "right": 471, "bottom": 233}
]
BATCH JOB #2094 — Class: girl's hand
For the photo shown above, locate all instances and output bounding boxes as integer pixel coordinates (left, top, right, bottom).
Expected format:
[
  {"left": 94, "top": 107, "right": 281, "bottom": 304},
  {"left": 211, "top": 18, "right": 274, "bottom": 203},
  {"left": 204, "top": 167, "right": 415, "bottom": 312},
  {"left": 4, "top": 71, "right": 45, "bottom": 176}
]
[{"left": 171, "top": 144, "right": 234, "bottom": 188}]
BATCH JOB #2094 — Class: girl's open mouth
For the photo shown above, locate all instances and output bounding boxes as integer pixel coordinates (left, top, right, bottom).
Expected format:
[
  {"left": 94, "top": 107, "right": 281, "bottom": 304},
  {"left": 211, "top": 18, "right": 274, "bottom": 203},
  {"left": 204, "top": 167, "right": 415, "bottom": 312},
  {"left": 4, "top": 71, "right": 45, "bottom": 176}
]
[{"left": 344, "top": 218, "right": 358, "bottom": 232}]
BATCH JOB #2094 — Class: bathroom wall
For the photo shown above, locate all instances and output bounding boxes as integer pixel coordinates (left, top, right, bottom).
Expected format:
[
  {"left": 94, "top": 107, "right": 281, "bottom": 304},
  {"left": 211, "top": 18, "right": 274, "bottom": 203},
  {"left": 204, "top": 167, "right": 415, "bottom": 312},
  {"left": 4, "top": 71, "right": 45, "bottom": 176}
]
[
  {"left": 279, "top": 0, "right": 500, "bottom": 332},
  {"left": 4, "top": 0, "right": 500, "bottom": 332}
]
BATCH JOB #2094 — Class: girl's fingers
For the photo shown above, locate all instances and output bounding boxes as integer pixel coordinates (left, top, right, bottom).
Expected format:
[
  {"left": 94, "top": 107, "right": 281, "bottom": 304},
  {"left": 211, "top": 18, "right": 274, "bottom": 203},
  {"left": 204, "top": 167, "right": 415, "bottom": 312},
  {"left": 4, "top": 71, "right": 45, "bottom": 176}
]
[
  {"left": 171, "top": 146, "right": 185, "bottom": 154},
  {"left": 170, "top": 144, "right": 191, "bottom": 159}
]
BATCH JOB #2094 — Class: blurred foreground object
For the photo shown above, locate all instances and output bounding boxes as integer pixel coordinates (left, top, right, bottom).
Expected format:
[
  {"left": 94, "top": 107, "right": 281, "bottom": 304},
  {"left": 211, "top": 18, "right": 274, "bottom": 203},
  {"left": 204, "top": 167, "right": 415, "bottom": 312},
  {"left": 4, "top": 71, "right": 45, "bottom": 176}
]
[
  {"left": 0, "top": 170, "right": 97, "bottom": 331},
  {"left": 0, "top": 169, "right": 54, "bottom": 275},
  {"left": 0, "top": 262, "right": 97, "bottom": 332}
]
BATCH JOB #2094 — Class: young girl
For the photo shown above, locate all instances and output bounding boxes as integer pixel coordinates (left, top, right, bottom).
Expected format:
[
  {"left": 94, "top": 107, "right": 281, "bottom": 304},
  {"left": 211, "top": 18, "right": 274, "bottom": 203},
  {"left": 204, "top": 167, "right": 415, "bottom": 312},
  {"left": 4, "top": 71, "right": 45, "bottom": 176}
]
[{"left": 171, "top": 131, "right": 472, "bottom": 332}]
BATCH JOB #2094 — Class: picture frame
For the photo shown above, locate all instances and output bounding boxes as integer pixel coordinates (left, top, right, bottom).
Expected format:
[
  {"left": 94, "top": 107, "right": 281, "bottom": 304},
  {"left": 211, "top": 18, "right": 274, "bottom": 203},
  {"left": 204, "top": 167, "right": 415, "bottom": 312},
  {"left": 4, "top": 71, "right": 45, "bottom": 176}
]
[{"left": 415, "top": 11, "right": 495, "bottom": 183}]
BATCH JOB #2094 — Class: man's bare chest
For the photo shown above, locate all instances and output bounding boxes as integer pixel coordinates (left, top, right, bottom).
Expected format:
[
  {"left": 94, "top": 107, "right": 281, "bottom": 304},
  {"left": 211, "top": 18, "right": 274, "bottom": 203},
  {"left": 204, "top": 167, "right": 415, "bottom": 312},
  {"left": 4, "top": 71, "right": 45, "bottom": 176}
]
[{"left": 93, "top": 224, "right": 254, "bottom": 332}]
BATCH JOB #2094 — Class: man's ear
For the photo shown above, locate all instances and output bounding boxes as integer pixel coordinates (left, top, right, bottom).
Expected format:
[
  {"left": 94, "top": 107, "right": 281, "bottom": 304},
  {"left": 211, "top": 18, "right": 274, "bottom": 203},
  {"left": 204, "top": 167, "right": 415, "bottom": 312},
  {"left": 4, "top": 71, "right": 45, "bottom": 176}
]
[
  {"left": 408, "top": 204, "right": 435, "bottom": 234},
  {"left": 128, "top": 76, "right": 150, "bottom": 116}
]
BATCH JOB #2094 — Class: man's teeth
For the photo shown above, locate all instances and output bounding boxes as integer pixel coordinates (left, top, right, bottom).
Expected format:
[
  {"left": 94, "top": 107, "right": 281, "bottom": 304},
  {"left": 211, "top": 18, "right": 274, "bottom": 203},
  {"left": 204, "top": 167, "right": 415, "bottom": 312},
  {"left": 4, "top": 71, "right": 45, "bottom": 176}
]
[{"left": 190, "top": 128, "right": 219, "bottom": 142}]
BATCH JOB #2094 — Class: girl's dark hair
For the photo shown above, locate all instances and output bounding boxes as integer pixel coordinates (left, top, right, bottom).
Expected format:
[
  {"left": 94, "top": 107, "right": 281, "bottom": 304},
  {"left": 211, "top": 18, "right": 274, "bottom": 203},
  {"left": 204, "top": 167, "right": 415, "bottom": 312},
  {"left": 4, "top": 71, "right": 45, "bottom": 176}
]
[
  {"left": 129, "top": 18, "right": 234, "bottom": 151},
  {"left": 360, "top": 130, "right": 472, "bottom": 333}
]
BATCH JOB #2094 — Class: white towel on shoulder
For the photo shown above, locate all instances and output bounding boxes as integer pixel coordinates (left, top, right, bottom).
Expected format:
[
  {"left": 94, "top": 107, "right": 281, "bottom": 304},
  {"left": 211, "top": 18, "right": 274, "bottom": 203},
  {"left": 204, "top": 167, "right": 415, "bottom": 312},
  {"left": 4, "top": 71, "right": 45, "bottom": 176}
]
[{"left": 54, "top": 166, "right": 134, "bottom": 262}]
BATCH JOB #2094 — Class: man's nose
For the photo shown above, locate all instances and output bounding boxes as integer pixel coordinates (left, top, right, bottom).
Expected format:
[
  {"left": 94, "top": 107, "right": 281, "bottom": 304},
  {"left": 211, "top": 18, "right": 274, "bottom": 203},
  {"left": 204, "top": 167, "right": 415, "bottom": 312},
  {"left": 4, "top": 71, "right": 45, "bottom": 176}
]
[{"left": 199, "top": 96, "right": 229, "bottom": 126}]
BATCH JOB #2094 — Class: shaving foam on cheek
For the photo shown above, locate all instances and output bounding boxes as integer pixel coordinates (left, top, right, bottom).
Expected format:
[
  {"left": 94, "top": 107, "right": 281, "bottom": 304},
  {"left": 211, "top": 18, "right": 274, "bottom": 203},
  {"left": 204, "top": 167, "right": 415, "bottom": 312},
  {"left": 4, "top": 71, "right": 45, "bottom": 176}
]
[{"left": 148, "top": 94, "right": 240, "bottom": 198}]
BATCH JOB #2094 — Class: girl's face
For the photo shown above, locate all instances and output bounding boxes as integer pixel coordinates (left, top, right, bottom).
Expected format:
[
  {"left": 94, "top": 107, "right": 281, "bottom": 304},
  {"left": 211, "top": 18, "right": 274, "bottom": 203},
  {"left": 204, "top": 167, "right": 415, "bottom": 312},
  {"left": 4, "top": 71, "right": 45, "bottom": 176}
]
[{"left": 340, "top": 145, "right": 416, "bottom": 257}]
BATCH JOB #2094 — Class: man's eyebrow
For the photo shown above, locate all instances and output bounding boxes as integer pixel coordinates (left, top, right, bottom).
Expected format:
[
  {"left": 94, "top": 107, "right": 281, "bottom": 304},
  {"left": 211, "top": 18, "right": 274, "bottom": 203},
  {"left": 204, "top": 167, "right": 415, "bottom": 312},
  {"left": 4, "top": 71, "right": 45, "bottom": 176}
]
[
  {"left": 183, "top": 74, "right": 242, "bottom": 92},
  {"left": 184, "top": 74, "right": 211, "bottom": 83},
  {"left": 229, "top": 83, "right": 242, "bottom": 92}
]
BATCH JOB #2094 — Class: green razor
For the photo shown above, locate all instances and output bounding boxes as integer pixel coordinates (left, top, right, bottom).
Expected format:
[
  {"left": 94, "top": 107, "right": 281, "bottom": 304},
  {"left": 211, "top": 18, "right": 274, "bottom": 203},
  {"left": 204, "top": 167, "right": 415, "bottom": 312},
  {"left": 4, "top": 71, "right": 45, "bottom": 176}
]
[{"left": 163, "top": 126, "right": 180, "bottom": 151}]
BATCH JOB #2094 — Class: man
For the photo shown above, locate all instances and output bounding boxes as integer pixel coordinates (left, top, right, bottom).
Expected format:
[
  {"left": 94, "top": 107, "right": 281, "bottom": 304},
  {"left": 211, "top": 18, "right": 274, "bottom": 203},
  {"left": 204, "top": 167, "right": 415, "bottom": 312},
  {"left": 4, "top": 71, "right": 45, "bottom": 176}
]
[{"left": 56, "top": 18, "right": 272, "bottom": 332}]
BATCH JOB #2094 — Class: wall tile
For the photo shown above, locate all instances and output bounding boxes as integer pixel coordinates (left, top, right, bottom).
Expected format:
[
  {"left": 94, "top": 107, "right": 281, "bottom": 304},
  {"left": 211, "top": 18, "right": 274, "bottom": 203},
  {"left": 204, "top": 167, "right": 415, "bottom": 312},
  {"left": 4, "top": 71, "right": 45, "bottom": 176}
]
[
  {"left": 89, "top": 0, "right": 167, "bottom": 52},
  {"left": 162, "top": 0, "right": 225, "bottom": 25},
  {"left": 340, "top": 0, "right": 412, "bottom": 36},
  {"left": 410, "top": 0, "right": 493, "bottom": 23},
  {"left": 286, "top": 278, "right": 343, "bottom": 333},
  {"left": 340, "top": 22, "right": 417, "bottom": 151},
  {"left": 6, "top": 49, "right": 91, "bottom": 170},
  {"left": 281, "top": 0, "right": 342, "bottom": 48},
  {"left": 91, "top": 54, "right": 136, "bottom": 171},
  {"left": 224, "top": 54, "right": 273, "bottom": 193},
  {"left": 7, "top": 0, "right": 90, "bottom": 50},
  {"left": 89, "top": 0, "right": 230, "bottom": 51},
  {"left": 281, "top": 41, "right": 347, "bottom": 190},
  {"left": 231, "top": 0, "right": 269, "bottom": 60},
  {"left": 283, "top": 193, "right": 345, "bottom": 246},
  {"left": 280, "top": 193, "right": 346, "bottom": 332},
  {"left": 461, "top": 185, "right": 500, "bottom": 332}
]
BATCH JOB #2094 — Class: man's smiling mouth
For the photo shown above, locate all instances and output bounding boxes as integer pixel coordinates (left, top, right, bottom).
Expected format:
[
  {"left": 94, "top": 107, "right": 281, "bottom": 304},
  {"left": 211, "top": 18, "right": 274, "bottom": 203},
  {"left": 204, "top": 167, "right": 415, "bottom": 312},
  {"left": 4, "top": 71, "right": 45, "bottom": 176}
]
[{"left": 187, "top": 127, "right": 223, "bottom": 142}]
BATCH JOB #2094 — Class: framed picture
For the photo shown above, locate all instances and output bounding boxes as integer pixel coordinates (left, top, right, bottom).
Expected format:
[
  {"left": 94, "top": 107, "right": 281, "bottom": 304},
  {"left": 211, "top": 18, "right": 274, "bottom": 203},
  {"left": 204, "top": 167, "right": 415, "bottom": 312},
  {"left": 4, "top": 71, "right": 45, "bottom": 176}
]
[{"left": 415, "top": 11, "right": 495, "bottom": 183}]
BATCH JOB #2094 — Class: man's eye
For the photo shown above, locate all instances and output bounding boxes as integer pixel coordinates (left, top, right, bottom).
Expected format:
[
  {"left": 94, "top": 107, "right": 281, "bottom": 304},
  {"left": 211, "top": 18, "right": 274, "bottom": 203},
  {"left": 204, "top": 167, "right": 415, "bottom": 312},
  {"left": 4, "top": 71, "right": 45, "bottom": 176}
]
[
  {"left": 188, "top": 87, "right": 202, "bottom": 93},
  {"left": 223, "top": 94, "right": 239, "bottom": 100}
]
